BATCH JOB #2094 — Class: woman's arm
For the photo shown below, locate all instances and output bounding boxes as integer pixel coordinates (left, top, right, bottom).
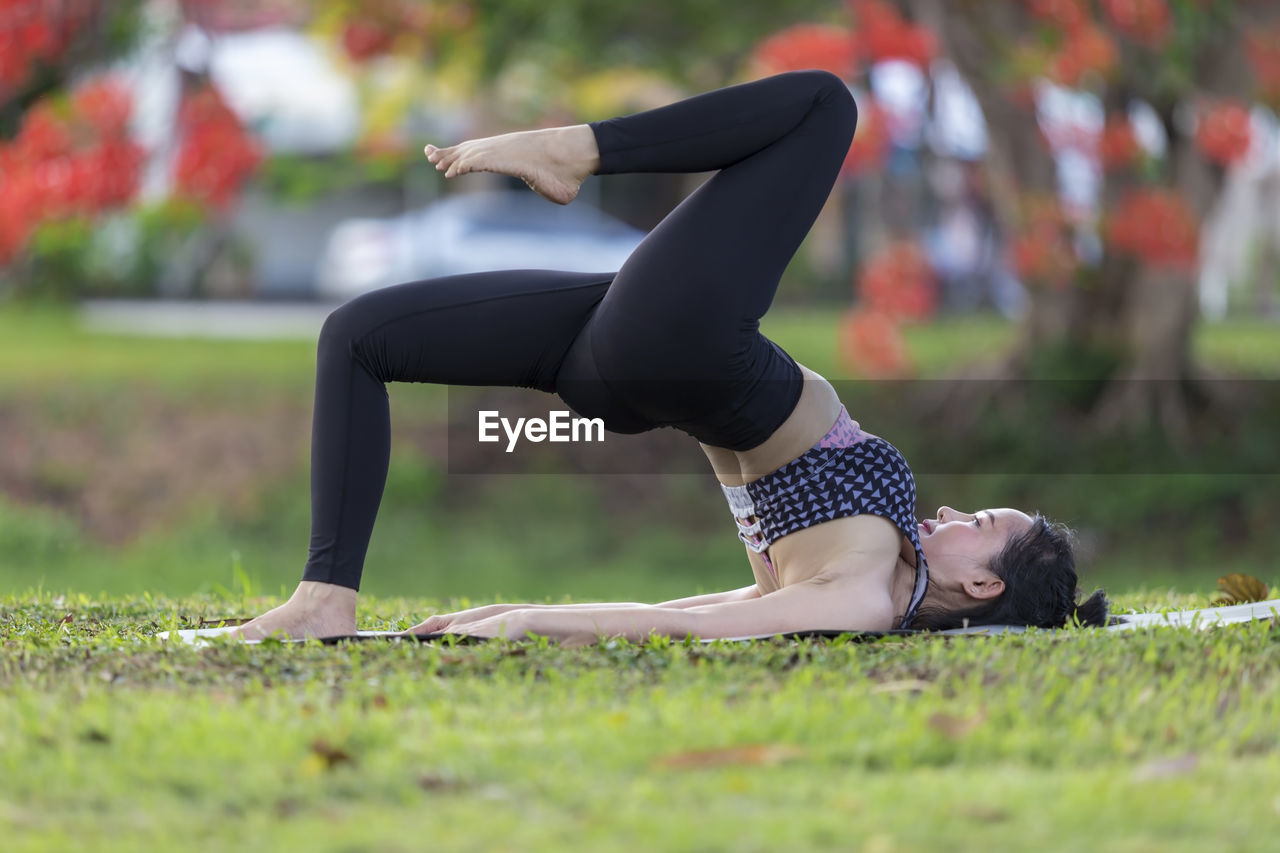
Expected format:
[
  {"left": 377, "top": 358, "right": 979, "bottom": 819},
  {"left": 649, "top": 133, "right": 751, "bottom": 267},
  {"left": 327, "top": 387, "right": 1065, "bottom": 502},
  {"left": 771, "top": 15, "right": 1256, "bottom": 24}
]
[
  {"left": 404, "top": 600, "right": 648, "bottom": 635},
  {"left": 515, "top": 584, "right": 761, "bottom": 611},
  {"left": 405, "top": 586, "right": 761, "bottom": 634},
  {"left": 448, "top": 574, "right": 894, "bottom": 644},
  {"left": 655, "top": 584, "right": 762, "bottom": 609}
]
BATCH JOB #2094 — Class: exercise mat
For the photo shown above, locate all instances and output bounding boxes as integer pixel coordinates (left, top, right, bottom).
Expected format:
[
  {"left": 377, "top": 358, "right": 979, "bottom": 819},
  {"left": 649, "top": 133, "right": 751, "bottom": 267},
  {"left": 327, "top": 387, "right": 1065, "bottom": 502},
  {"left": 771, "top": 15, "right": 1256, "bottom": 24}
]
[{"left": 154, "top": 598, "right": 1280, "bottom": 647}]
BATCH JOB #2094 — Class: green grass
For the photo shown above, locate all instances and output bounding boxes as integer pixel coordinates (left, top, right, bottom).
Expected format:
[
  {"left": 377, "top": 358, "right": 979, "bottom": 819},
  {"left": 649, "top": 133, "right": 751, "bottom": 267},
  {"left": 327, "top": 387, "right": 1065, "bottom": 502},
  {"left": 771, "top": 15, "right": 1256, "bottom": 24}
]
[
  {"left": 3, "top": 589, "right": 1279, "bottom": 851},
  {"left": 0, "top": 305, "right": 318, "bottom": 396}
]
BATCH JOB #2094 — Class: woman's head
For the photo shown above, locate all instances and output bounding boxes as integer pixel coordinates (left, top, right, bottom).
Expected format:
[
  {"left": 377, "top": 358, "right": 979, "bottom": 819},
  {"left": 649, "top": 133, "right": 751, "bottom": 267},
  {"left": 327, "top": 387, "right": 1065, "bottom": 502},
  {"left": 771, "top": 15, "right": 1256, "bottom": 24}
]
[{"left": 912, "top": 506, "right": 1109, "bottom": 630}]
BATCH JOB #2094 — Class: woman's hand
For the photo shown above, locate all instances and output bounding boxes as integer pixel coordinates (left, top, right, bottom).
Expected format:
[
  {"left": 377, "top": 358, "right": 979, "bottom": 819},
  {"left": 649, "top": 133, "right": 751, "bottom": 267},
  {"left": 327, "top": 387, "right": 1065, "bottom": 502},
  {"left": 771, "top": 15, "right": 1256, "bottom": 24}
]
[
  {"left": 401, "top": 603, "right": 523, "bottom": 636},
  {"left": 434, "top": 609, "right": 533, "bottom": 641}
]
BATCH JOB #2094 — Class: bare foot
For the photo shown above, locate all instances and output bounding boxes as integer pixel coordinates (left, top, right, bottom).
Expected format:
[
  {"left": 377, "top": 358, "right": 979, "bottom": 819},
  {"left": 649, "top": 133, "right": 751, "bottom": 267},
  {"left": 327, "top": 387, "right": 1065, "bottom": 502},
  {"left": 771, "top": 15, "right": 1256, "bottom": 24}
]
[
  {"left": 225, "top": 581, "right": 358, "bottom": 642},
  {"left": 424, "top": 124, "right": 600, "bottom": 205},
  {"left": 225, "top": 603, "right": 356, "bottom": 642}
]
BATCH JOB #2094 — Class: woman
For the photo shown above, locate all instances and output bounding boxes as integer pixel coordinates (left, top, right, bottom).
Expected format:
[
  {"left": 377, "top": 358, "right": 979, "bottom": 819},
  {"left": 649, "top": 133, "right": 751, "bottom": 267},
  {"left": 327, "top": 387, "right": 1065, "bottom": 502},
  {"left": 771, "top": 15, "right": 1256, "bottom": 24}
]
[{"left": 229, "top": 70, "right": 1109, "bottom": 645}]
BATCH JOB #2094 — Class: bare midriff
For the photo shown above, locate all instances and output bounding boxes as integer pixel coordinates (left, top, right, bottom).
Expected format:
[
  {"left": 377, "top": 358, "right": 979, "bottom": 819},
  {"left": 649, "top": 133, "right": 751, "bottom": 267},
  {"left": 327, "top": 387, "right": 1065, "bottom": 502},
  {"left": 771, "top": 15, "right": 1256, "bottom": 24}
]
[{"left": 700, "top": 362, "right": 908, "bottom": 594}]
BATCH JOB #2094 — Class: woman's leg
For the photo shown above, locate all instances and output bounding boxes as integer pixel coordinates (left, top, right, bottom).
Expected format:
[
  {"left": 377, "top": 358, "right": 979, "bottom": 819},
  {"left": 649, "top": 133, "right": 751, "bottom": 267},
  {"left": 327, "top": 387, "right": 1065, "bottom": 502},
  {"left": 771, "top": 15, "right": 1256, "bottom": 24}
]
[
  {"left": 567, "top": 69, "right": 857, "bottom": 451},
  {"left": 233, "top": 268, "right": 654, "bottom": 640},
  {"left": 300, "top": 269, "right": 646, "bottom": 593}
]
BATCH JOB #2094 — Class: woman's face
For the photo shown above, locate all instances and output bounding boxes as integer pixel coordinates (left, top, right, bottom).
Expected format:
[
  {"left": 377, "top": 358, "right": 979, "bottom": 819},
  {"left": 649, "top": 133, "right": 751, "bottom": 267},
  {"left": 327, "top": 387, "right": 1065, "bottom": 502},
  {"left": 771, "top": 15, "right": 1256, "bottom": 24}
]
[{"left": 918, "top": 506, "right": 1034, "bottom": 577}]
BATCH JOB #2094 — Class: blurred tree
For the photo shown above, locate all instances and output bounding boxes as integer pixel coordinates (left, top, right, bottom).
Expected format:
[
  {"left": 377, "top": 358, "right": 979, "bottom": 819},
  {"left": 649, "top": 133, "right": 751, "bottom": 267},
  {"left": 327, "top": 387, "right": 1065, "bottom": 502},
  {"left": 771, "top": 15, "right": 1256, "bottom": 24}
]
[
  {"left": 464, "top": 0, "right": 842, "bottom": 91},
  {"left": 0, "top": 0, "right": 276, "bottom": 299},
  {"left": 10, "top": 0, "right": 1273, "bottom": 366},
  {"left": 0, "top": 0, "right": 147, "bottom": 136},
  {"left": 907, "top": 0, "right": 1280, "bottom": 434},
  {"left": 0, "top": 1, "right": 150, "bottom": 297},
  {"left": 302, "top": 0, "right": 845, "bottom": 149}
]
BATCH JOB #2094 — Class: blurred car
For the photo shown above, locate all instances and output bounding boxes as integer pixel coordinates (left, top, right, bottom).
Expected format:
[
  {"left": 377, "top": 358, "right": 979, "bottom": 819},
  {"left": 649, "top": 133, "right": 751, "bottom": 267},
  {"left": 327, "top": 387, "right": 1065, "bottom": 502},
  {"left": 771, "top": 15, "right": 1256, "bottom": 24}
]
[{"left": 315, "top": 190, "right": 647, "bottom": 299}]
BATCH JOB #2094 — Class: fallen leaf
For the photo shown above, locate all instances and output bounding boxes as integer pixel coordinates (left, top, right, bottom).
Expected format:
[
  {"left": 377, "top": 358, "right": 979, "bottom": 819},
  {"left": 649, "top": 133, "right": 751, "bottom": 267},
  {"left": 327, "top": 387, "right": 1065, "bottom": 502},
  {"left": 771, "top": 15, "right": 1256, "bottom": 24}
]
[
  {"left": 1132, "top": 753, "right": 1198, "bottom": 781},
  {"left": 928, "top": 708, "right": 988, "bottom": 739},
  {"left": 274, "top": 797, "right": 300, "bottom": 818},
  {"left": 57, "top": 613, "right": 74, "bottom": 625},
  {"left": 310, "top": 738, "right": 355, "bottom": 770},
  {"left": 653, "top": 743, "right": 806, "bottom": 769},
  {"left": 960, "top": 804, "right": 1009, "bottom": 822},
  {"left": 870, "top": 679, "right": 933, "bottom": 694},
  {"left": 1211, "top": 573, "right": 1270, "bottom": 606},
  {"left": 417, "top": 772, "right": 465, "bottom": 792}
]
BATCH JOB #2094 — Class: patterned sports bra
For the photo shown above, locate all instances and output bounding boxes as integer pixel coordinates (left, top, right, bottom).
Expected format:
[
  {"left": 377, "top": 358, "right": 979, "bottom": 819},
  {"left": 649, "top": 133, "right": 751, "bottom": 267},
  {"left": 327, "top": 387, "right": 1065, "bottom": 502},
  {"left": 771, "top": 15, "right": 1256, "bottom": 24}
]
[{"left": 719, "top": 404, "right": 930, "bottom": 629}]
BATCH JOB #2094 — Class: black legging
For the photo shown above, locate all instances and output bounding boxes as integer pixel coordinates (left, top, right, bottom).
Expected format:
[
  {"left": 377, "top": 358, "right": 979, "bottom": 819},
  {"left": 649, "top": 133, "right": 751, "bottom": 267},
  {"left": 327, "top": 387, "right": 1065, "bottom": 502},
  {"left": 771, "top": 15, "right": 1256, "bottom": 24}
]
[{"left": 302, "top": 69, "right": 858, "bottom": 590}]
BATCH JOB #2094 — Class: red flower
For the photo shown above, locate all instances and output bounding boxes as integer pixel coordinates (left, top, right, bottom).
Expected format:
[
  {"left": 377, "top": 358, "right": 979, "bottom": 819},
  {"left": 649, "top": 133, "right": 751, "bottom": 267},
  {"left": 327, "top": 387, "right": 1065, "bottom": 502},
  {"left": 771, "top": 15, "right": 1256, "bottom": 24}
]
[
  {"left": 83, "top": 140, "right": 146, "bottom": 209},
  {"left": 14, "top": 103, "right": 74, "bottom": 163},
  {"left": 839, "top": 309, "right": 911, "bottom": 378},
  {"left": 1098, "top": 115, "right": 1142, "bottom": 170},
  {"left": 1195, "top": 101, "right": 1252, "bottom": 166},
  {"left": 1100, "top": 0, "right": 1172, "bottom": 49},
  {"left": 174, "top": 83, "right": 263, "bottom": 212},
  {"left": 1050, "top": 23, "right": 1118, "bottom": 87},
  {"left": 331, "top": 0, "right": 472, "bottom": 65},
  {"left": 855, "top": 240, "right": 938, "bottom": 321},
  {"left": 847, "top": 0, "right": 936, "bottom": 68},
  {"left": 1007, "top": 197, "right": 1078, "bottom": 288},
  {"left": 72, "top": 76, "right": 134, "bottom": 138},
  {"left": 0, "top": 171, "right": 39, "bottom": 264},
  {"left": 1104, "top": 188, "right": 1199, "bottom": 269},
  {"left": 0, "top": 0, "right": 100, "bottom": 99},
  {"left": 342, "top": 20, "right": 397, "bottom": 63},
  {"left": 752, "top": 24, "right": 859, "bottom": 78},
  {"left": 1027, "top": 0, "right": 1090, "bottom": 34},
  {"left": 1009, "top": 228, "right": 1077, "bottom": 290},
  {"left": 0, "top": 72, "right": 145, "bottom": 264}
]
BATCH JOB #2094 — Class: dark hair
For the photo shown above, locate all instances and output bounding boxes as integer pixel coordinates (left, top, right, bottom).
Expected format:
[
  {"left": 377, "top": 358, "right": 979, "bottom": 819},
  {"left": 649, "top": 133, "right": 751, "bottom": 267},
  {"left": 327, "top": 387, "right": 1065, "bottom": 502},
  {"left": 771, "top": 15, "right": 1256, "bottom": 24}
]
[{"left": 909, "top": 514, "right": 1110, "bottom": 631}]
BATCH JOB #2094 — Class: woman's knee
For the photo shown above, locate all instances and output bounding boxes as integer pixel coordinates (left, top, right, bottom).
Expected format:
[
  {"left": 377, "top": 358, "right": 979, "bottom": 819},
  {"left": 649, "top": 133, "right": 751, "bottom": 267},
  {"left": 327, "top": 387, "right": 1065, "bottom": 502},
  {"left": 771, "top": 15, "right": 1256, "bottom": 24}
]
[
  {"left": 790, "top": 69, "right": 858, "bottom": 142},
  {"left": 317, "top": 300, "right": 367, "bottom": 355},
  {"left": 317, "top": 294, "right": 396, "bottom": 380},
  {"left": 319, "top": 286, "right": 405, "bottom": 348}
]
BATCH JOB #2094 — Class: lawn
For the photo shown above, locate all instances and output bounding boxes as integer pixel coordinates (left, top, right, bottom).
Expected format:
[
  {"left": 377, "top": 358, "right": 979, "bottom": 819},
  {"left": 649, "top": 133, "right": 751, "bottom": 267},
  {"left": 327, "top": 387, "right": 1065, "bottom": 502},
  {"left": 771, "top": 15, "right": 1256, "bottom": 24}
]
[{"left": 2, "top": 589, "right": 1278, "bottom": 851}]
